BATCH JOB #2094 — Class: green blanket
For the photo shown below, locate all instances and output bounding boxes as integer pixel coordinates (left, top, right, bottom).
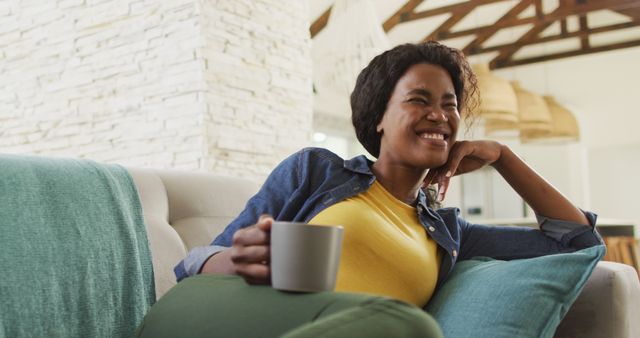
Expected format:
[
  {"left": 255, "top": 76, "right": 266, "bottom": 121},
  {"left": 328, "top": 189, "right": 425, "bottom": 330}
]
[{"left": 0, "top": 154, "right": 155, "bottom": 338}]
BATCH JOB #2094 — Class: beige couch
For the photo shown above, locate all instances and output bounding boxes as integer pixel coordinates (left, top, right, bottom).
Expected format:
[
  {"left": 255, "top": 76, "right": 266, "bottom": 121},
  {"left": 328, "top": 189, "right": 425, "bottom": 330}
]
[{"left": 128, "top": 168, "right": 640, "bottom": 338}]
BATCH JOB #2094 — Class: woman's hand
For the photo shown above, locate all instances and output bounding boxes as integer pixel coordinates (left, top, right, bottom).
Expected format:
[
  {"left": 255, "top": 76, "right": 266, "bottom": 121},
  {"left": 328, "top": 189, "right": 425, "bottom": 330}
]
[
  {"left": 200, "top": 215, "right": 273, "bottom": 285},
  {"left": 230, "top": 215, "right": 273, "bottom": 284},
  {"left": 424, "top": 140, "right": 504, "bottom": 201}
]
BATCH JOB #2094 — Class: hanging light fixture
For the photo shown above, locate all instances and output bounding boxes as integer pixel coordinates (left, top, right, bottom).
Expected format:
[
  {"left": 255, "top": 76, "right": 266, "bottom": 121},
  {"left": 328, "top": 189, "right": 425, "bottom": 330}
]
[
  {"left": 514, "top": 82, "right": 552, "bottom": 134},
  {"left": 521, "top": 96, "right": 580, "bottom": 143},
  {"left": 472, "top": 64, "right": 519, "bottom": 131},
  {"left": 313, "top": 0, "right": 390, "bottom": 98},
  {"left": 486, "top": 81, "right": 552, "bottom": 137}
]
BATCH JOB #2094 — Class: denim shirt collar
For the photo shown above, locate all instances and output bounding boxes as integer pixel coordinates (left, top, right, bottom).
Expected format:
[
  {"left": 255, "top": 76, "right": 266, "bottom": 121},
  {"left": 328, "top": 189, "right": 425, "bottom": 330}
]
[
  {"left": 416, "top": 189, "right": 430, "bottom": 210},
  {"left": 343, "top": 154, "right": 375, "bottom": 176}
]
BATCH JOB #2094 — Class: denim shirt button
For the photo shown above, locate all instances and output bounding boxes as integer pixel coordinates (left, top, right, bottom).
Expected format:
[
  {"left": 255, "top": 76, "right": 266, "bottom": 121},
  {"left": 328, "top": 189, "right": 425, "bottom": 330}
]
[
  {"left": 428, "top": 226, "right": 436, "bottom": 232},
  {"left": 452, "top": 249, "right": 458, "bottom": 257}
]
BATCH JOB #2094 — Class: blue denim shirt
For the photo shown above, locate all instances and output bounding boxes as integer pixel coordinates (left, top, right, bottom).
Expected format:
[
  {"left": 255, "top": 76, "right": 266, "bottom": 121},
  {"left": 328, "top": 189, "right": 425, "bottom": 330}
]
[{"left": 175, "top": 147, "right": 603, "bottom": 289}]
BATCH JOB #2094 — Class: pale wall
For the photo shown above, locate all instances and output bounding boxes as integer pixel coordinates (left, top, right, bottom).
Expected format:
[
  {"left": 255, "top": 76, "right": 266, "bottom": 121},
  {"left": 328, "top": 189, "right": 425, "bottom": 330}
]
[
  {"left": 588, "top": 144, "right": 640, "bottom": 234},
  {"left": 0, "top": 0, "right": 313, "bottom": 178}
]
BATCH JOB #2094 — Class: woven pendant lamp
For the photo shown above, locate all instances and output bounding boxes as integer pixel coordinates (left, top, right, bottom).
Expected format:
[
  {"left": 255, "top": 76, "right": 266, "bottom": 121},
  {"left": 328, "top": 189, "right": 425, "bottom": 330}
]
[
  {"left": 514, "top": 81, "right": 552, "bottom": 134},
  {"left": 485, "top": 81, "right": 552, "bottom": 138},
  {"left": 472, "top": 64, "right": 519, "bottom": 128},
  {"left": 521, "top": 96, "right": 580, "bottom": 143},
  {"left": 484, "top": 119, "right": 520, "bottom": 138}
]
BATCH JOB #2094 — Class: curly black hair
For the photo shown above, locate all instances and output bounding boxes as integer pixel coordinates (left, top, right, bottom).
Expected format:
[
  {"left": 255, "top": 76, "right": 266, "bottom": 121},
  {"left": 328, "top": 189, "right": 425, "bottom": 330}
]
[{"left": 350, "top": 41, "right": 478, "bottom": 158}]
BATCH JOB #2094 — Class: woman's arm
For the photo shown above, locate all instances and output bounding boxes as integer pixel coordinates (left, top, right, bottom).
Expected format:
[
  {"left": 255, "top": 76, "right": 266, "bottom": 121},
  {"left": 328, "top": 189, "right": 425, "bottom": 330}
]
[
  {"left": 427, "top": 140, "right": 588, "bottom": 225},
  {"left": 492, "top": 144, "right": 589, "bottom": 225}
]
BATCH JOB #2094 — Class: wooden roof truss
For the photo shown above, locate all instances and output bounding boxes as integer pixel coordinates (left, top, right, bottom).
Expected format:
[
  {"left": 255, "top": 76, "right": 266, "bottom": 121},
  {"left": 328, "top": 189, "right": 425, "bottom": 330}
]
[{"left": 311, "top": 0, "right": 640, "bottom": 69}]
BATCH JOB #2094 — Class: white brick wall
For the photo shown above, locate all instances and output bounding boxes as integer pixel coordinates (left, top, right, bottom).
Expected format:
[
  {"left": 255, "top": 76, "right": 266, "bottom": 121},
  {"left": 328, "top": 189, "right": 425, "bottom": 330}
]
[
  {"left": 0, "top": 0, "right": 312, "bottom": 178},
  {"left": 201, "top": 0, "right": 312, "bottom": 178}
]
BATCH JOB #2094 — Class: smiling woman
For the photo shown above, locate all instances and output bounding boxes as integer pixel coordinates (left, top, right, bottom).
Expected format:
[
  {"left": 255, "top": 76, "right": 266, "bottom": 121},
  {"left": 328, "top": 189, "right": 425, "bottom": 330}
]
[
  {"left": 137, "top": 41, "right": 604, "bottom": 338},
  {"left": 370, "top": 63, "right": 463, "bottom": 207}
]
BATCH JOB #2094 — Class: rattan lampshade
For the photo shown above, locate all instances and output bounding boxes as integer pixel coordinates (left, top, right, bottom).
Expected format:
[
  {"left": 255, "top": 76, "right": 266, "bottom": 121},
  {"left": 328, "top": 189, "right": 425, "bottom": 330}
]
[
  {"left": 514, "top": 81, "right": 552, "bottom": 133},
  {"left": 472, "top": 64, "right": 518, "bottom": 126},
  {"left": 521, "top": 96, "right": 580, "bottom": 143},
  {"left": 484, "top": 119, "right": 520, "bottom": 138},
  {"left": 485, "top": 81, "right": 553, "bottom": 138}
]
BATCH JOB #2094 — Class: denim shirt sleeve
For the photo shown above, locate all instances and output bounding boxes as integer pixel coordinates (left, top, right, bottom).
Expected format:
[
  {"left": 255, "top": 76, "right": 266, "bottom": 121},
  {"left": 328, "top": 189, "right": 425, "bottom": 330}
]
[
  {"left": 173, "top": 150, "right": 303, "bottom": 282},
  {"left": 458, "top": 209, "right": 603, "bottom": 261}
]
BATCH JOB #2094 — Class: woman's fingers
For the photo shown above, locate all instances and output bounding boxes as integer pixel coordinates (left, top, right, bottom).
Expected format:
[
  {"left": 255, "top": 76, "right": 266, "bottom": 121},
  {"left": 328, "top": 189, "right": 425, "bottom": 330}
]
[
  {"left": 426, "top": 141, "right": 504, "bottom": 202},
  {"left": 235, "top": 263, "right": 271, "bottom": 284},
  {"left": 437, "top": 176, "right": 451, "bottom": 202},
  {"left": 433, "top": 141, "right": 471, "bottom": 201},
  {"left": 443, "top": 141, "right": 471, "bottom": 177},
  {"left": 232, "top": 224, "right": 271, "bottom": 246},
  {"left": 423, "top": 168, "right": 439, "bottom": 188},
  {"left": 230, "top": 244, "right": 270, "bottom": 264},
  {"left": 256, "top": 214, "right": 274, "bottom": 231}
]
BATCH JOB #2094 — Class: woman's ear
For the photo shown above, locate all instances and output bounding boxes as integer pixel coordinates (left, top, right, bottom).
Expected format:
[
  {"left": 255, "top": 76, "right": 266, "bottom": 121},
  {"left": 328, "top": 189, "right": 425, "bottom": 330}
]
[{"left": 376, "top": 119, "right": 384, "bottom": 133}]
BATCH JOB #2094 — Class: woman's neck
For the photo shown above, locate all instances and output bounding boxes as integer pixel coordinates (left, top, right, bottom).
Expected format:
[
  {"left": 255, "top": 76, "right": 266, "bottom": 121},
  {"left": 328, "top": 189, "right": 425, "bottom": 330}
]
[{"left": 371, "top": 160, "right": 428, "bottom": 206}]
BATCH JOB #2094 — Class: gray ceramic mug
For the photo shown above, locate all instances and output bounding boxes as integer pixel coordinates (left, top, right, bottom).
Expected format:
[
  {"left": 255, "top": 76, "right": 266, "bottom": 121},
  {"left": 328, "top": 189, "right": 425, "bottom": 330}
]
[{"left": 270, "top": 222, "right": 343, "bottom": 292}]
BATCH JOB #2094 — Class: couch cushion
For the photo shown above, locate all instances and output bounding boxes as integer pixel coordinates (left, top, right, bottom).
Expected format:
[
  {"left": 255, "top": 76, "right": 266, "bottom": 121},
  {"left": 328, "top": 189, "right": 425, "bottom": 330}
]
[
  {"left": 128, "top": 168, "right": 259, "bottom": 299},
  {"left": 155, "top": 170, "right": 259, "bottom": 250},
  {"left": 425, "top": 245, "right": 605, "bottom": 338}
]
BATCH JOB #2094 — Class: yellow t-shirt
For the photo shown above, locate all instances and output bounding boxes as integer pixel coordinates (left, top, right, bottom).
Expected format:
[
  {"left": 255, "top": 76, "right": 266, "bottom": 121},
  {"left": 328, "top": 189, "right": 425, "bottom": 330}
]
[{"left": 308, "top": 180, "right": 441, "bottom": 307}]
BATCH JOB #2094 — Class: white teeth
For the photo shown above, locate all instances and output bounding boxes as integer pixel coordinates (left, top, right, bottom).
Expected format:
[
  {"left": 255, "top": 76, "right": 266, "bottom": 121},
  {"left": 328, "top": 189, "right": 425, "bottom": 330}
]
[{"left": 419, "top": 133, "right": 444, "bottom": 140}]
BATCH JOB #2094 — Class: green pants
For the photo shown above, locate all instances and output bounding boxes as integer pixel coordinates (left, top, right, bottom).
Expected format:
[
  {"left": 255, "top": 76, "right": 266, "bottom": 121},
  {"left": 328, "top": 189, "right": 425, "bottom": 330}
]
[{"left": 134, "top": 275, "right": 443, "bottom": 338}]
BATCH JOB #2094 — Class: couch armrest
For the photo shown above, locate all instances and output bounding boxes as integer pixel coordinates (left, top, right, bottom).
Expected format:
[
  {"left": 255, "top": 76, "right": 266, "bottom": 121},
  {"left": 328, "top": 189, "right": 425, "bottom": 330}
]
[
  {"left": 554, "top": 261, "right": 640, "bottom": 338},
  {"left": 128, "top": 167, "right": 259, "bottom": 299}
]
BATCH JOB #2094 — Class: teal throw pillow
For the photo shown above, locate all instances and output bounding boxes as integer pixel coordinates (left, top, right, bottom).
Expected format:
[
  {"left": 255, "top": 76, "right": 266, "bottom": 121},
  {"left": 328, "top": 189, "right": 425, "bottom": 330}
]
[{"left": 425, "top": 245, "right": 606, "bottom": 338}]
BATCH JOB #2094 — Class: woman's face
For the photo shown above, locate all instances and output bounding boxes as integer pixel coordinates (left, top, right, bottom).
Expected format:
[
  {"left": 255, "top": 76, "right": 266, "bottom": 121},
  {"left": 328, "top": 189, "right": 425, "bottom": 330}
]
[{"left": 376, "top": 63, "right": 460, "bottom": 170}]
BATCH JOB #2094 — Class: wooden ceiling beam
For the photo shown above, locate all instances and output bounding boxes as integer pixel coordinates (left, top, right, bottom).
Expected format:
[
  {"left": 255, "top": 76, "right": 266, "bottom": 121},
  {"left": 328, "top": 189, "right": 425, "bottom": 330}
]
[
  {"left": 310, "top": 7, "right": 331, "bottom": 38},
  {"left": 416, "top": 0, "right": 533, "bottom": 41},
  {"left": 490, "top": 0, "right": 639, "bottom": 67},
  {"left": 421, "top": 1, "right": 485, "bottom": 42},
  {"left": 310, "top": 0, "right": 639, "bottom": 39},
  {"left": 579, "top": 15, "right": 589, "bottom": 49},
  {"left": 489, "top": 17, "right": 558, "bottom": 67},
  {"left": 309, "top": 0, "right": 640, "bottom": 68},
  {"left": 560, "top": 18, "right": 568, "bottom": 35},
  {"left": 311, "top": 0, "right": 428, "bottom": 38},
  {"left": 534, "top": 0, "right": 543, "bottom": 18},
  {"left": 471, "top": 20, "right": 640, "bottom": 54},
  {"left": 463, "top": 0, "right": 534, "bottom": 54},
  {"left": 382, "top": 0, "right": 425, "bottom": 32},
  {"left": 615, "top": 7, "right": 640, "bottom": 20},
  {"left": 492, "top": 38, "right": 640, "bottom": 68},
  {"left": 441, "top": 0, "right": 640, "bottom": 40},
  {"left": 407, "top": 0, "right": 507, "bottom": 22}
]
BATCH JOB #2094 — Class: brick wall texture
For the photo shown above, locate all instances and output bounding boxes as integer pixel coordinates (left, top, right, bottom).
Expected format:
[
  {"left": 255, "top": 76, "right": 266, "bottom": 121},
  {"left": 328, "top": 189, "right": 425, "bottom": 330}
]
[{"left": 0, "top": 0, "right": 313, "bottom": 179}]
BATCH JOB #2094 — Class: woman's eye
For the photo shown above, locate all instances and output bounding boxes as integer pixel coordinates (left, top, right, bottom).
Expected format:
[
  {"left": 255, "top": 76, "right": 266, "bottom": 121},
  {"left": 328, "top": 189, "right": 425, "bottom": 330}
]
[{"left": 409, "top": 98, "right": 428, "bottom": 104}]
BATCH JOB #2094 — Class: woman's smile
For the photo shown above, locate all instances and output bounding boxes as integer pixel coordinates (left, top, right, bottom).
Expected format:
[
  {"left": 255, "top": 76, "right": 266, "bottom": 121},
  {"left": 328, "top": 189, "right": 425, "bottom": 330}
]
[{"left": 416, "top": 127, "right": 450, "bottom": 149}]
